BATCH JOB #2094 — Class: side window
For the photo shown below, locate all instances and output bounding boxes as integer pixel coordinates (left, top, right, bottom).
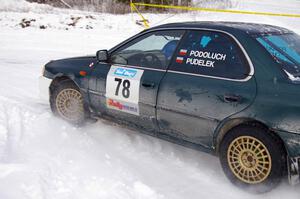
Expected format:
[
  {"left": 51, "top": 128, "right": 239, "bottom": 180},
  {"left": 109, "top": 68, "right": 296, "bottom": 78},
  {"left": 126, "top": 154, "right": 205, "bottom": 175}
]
[
  {"left": 170, "top": 30, "right": 250, "bottom": 79},
  {"left": 256, "top": 34, "right": 300, "bottom": 76},
  {"left": 257, "top": 37, "right": 294, "bottom": 65},
  {"left": 110, "top": 30, "right": 184, "bottom": 70}
]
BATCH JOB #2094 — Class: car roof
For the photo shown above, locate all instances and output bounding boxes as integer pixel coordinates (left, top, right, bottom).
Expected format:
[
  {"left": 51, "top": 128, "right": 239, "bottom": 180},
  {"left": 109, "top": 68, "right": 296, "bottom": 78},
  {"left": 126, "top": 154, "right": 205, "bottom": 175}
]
[{"left": 152, "top": 21, "right": 292, "bottom": 36}]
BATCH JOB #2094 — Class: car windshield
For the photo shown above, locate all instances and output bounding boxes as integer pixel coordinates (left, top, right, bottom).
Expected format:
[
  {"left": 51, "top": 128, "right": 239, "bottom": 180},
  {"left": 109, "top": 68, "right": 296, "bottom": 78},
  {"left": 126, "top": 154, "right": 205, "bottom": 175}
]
[{"left": 256, "top": 33, "right": 300, "bottom": 79}]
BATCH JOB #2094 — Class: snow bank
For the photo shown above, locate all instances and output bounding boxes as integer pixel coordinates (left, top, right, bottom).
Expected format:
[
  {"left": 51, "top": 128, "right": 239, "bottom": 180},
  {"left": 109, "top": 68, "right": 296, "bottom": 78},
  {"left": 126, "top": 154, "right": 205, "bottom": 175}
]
[{"left": 0, "top": 0, "right": 55, "bottom": 13}]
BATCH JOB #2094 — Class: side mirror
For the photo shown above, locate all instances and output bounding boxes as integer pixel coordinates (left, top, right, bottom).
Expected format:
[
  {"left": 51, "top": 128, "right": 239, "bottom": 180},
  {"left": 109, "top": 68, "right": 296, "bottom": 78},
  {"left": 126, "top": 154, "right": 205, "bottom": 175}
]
[{"left": 96, "top": 50, "right": 108, "bottom": 62}]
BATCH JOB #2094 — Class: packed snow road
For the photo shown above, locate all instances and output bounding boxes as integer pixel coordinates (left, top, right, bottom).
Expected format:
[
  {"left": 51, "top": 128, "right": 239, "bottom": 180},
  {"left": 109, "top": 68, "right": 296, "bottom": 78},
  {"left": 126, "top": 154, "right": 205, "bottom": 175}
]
[{"left": 1, "top": 1, "right": 300, "bottom": 198}]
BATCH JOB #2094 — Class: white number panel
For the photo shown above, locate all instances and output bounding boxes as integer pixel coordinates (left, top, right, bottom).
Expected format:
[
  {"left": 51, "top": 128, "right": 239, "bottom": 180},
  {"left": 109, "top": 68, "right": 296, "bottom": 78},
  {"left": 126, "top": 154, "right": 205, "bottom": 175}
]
[{"left": 105, "top": 65, "right": 144, "bottom": 115}]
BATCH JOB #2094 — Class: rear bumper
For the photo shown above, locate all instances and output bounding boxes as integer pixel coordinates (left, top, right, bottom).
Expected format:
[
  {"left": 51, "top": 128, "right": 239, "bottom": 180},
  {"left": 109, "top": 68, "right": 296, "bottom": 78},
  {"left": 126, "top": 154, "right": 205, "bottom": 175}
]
[
  {"left": 275, "top": 130, "right": 300, "bottom": 185},
  {"left": 288, "top": 156, "right": 300, "bottom": 185},
  {"left": 38, "top": 76, "right": 52, "bottom": 103}
]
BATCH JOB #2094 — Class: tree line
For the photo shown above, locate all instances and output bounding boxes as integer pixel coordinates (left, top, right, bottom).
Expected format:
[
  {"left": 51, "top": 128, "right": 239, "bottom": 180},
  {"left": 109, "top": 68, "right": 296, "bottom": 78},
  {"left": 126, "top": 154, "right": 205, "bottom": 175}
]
[{"left": 26, "top": 0, "right": 192, "bottom": 13}]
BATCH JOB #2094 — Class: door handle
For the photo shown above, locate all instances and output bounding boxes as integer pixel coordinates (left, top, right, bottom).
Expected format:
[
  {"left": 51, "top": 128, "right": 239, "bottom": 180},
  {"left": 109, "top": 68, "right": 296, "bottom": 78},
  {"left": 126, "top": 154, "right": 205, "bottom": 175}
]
[
  {"left": 142, "top": 82, "right": 155, "bottom": 88},
  {"left": 223, "top": 94, "right": 241, "bottom": 103}
]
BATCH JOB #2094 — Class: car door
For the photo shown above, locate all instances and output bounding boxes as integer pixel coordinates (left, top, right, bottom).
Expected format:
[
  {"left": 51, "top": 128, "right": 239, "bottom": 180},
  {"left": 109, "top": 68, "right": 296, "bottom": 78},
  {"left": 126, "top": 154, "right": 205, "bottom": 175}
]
[
  {"left": 88, "top": 30, "right": 184, "bottom": 131},
  {"left": 157, "top": 30, "right": 256, "bottom": 148}
]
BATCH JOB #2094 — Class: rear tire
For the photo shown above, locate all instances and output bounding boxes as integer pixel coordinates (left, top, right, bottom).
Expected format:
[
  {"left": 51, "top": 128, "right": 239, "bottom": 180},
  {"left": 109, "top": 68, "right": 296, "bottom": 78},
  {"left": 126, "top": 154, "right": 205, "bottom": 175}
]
[
  {"left": 50, "top": 80, "right": 87, "bottom": 125},
  {"left": 219, "top": 125, "right": 286, "bottom": 193}
]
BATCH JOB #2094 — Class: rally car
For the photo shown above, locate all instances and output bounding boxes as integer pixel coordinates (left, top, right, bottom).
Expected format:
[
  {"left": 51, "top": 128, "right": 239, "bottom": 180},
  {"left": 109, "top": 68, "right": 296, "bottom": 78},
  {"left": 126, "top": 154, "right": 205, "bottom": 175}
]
[{"left": 39, "top": 21, "right": 300, "bottom": 193}]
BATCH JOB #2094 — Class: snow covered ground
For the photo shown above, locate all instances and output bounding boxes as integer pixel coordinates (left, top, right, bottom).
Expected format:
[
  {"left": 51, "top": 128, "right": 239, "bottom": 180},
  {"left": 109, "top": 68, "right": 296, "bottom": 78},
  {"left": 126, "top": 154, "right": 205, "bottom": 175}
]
[{"left": 0, "top": 0, "right": 300, "bottom": 198}]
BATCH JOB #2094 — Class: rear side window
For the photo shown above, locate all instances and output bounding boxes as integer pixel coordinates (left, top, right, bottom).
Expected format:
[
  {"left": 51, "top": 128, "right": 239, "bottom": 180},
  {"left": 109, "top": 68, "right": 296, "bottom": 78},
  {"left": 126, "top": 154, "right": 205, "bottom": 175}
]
[
  {"left": 170, "top": 30, "right": 250, "bottom": 79},
  {"left": 256, "top": 33, "right": 300, "bottom": 78}
]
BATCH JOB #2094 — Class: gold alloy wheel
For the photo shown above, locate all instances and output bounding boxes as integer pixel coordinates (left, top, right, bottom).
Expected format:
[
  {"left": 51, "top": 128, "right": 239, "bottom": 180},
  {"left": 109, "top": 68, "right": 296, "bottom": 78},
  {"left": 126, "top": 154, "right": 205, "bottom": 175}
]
[
  {"left": 227, "top": 136, "right": 272, "bottom": 184},
  {"left": 55, "top": 88, "right": 84, "bottom": 122}
]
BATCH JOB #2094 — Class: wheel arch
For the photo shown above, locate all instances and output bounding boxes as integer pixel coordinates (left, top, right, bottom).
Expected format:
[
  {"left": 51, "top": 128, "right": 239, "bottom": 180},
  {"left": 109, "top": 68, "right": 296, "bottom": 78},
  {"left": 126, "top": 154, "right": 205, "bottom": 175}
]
[
  {"left": 49, "top": 74, "right": 79, "bottom": 96},
  {"left": 214, "top": 118, "right": 287, "bottom": 156}
]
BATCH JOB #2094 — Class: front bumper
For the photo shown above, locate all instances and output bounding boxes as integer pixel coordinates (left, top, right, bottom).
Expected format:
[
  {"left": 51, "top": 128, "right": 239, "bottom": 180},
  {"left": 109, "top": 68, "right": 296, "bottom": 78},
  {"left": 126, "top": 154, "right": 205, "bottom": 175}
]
[{"left": 38, "top": 76, "right": 52, "bottom": 103}]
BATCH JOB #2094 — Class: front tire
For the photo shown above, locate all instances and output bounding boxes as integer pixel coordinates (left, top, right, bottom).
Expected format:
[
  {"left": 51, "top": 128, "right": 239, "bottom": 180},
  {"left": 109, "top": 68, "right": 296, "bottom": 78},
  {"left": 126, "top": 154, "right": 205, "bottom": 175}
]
[
  {"left": 50, "top": 80, "right": 86, "bottom": 124},
  {"left": 219, "top": 125, "right": 286, "bottom": 193}
]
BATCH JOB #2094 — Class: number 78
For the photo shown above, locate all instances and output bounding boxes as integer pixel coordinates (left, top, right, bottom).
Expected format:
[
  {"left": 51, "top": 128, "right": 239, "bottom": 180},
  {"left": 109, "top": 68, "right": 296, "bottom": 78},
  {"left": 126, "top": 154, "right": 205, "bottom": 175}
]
[{"left": 114, "top": 78, "right": 130, "bottom": 98}]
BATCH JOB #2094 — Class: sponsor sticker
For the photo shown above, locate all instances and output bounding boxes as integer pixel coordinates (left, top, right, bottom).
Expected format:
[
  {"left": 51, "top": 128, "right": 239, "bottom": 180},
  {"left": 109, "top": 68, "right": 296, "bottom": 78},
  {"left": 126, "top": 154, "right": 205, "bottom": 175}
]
[
  {"left": 106, "top": 65, "right": 144, "bottom": 115},
  {"left": 106, "top": 98, "right": 139, "bottom": 115},
  {"left": 114, "top": 67, "right": 137, "bottom": 78}
]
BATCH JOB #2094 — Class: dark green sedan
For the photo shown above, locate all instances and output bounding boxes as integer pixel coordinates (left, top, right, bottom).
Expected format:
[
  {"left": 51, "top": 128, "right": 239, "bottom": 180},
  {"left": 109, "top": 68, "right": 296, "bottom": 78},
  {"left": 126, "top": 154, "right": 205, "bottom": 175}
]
[{"left": 39, "top": 21, "right": 300, "bottom": 193}]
